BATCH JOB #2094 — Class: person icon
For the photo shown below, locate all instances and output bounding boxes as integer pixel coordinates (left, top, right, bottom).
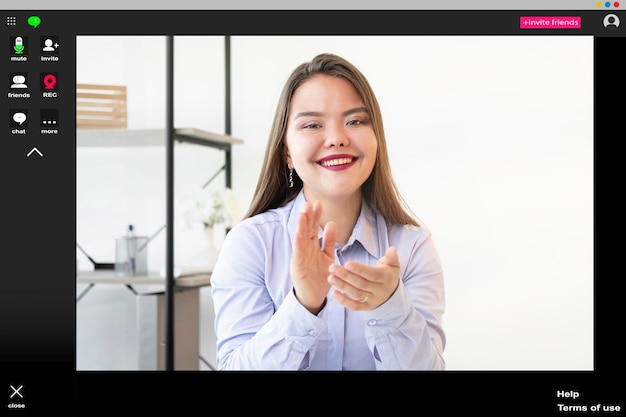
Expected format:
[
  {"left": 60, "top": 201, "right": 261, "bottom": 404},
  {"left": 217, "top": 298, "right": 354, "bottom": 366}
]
[
  {"left": 11, "top": 74, "right": 27, "bottom": 88},
  {"left": 603, "top": 13, "right": 620, "bottom": 29},
  {"left": 42, "top": 38, "right": 56, "bottom": 52}
]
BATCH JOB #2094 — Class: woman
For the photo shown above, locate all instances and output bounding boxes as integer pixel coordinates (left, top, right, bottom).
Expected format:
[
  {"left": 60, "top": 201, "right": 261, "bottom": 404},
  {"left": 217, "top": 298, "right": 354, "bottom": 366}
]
[{"left": 211, "top": 53, "right": 445, "bottom": 370}]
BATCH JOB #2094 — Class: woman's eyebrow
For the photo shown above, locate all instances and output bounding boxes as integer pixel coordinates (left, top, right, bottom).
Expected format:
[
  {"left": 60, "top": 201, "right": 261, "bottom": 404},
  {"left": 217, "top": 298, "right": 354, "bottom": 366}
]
[
  {"left": 293, "top": 107, "right": 368, "bottom": 120},
  {"left": 293, "top": 111, "right": 323, "bottom": 119},
  {"left": 343, "top": 106, "right": 368, "bottom": 117}
]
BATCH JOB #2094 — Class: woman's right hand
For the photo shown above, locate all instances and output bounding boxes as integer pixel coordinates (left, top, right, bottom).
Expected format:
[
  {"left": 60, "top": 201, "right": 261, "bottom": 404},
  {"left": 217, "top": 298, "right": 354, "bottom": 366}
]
[{"left": 290, "top": 201, "right": 337, "bottom": 315}]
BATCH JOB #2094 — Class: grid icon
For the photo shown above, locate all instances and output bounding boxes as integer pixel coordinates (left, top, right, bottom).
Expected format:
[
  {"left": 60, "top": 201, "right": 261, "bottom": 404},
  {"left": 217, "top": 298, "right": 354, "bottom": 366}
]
[{"left": 6, "top": 16, "right": 17, "bottom": 26}]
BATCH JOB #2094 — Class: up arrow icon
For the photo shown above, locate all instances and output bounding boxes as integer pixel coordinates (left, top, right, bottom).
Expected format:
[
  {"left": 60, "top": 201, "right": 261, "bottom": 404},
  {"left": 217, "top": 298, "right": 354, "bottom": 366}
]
[{"left": 27, "top": 147, "right": 43, "bottom": 157}]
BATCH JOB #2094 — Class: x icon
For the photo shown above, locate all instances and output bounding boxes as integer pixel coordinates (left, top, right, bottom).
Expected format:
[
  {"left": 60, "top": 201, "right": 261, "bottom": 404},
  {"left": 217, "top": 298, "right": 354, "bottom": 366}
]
[{"left": 10, "top": 385, "right": 23, "bottom": 398}]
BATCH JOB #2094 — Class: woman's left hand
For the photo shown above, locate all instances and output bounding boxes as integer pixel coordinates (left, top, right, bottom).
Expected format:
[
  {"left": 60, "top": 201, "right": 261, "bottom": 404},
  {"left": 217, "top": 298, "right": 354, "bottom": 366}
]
[{"left": 327, "top": 246, "right": 401, "bottom": 310}]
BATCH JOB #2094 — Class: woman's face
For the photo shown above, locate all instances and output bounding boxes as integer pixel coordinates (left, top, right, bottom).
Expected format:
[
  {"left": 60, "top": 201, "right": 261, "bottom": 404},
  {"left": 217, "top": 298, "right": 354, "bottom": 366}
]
[{"left": 284, "top": 74, "right": 377, "bottom": 204}]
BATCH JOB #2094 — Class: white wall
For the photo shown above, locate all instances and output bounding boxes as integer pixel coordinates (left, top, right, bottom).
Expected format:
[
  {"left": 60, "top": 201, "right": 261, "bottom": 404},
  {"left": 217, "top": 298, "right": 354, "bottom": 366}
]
[{"left": 76, "top": 35, "right": 594, "bottom": 371}]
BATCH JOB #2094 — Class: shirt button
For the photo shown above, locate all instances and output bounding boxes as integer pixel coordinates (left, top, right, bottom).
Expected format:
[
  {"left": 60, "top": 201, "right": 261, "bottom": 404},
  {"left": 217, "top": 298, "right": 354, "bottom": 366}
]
[
  {"left": 309, "top": 330, "right": 318, "bottom": 337},
  {"left": 367, "top": 319, "right": 377, "bottom": 326}
]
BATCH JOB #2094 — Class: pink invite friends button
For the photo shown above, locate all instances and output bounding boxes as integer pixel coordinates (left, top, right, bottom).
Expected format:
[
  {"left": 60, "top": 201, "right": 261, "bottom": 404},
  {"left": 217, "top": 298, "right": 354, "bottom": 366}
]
[{"left": 520, "top": 16, "right": 582, "bottom": 29}]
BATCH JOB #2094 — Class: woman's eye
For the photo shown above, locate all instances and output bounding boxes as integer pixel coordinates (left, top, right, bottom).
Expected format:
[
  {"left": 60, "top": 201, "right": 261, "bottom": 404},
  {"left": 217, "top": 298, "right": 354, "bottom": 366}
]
[
  {"left": 347, "top": 119, "right": 363, "bottom": 126},
  {"left": 303, "top": 123, "right": 321, "bottom": 129}
]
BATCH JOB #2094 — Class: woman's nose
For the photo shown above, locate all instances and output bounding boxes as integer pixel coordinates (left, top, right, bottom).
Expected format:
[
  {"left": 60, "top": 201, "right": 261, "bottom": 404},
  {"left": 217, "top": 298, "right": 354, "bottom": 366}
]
[{"left": 325, "top": 124, "right": 349, "bottom": 147}]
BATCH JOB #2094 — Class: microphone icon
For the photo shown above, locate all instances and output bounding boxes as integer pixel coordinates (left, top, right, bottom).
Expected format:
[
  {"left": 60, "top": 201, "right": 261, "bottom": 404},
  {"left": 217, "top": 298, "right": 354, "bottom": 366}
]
[{"left": 14, "top": 37, "right": 25, "bottom": 54}]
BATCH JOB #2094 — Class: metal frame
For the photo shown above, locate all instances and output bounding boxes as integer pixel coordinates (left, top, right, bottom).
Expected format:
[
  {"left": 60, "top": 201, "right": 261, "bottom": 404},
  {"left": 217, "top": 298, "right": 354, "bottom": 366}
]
[{"left": 164, "top": 35, "right": 232, "bottom": 370}]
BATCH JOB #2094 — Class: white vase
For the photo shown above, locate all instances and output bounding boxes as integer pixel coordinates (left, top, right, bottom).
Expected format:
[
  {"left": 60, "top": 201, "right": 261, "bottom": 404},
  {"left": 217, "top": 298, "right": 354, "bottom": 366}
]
[{"left": 189, "top": 226, "right": 220, "bottom": 272}]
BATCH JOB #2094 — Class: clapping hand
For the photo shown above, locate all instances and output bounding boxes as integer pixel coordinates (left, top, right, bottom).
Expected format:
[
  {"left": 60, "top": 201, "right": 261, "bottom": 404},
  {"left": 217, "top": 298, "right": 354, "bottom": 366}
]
[
  {"left": 291, "top": 200, "right": 401, "bottom": 313},
  {"left": 291, "top": 201, "right": 337, "bottom": 314},
  {"left": 328, "top": 246, "right": 401, "bottom": 311}
]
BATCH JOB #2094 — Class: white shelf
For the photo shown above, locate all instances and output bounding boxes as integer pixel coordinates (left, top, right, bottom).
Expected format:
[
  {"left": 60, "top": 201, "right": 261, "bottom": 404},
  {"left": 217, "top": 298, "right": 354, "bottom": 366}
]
[
  {"left": 77, "top": 127, "right": 244, "bottom": 148},
  {"left": 77, "top": 270, "right": 211, "bottom": 287}
]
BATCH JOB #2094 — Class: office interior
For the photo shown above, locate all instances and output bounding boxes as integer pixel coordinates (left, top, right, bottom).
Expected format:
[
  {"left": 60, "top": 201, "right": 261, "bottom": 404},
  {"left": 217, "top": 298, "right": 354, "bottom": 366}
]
[{"left": 76, "top": 35, "right": 594, "bottom": 371}]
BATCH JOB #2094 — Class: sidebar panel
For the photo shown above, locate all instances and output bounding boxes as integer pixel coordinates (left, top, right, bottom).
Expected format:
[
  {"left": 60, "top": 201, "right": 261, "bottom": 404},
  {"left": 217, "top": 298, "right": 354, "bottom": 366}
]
[{"left": 1, "top": 11, "right": 75, "bottom": 417}]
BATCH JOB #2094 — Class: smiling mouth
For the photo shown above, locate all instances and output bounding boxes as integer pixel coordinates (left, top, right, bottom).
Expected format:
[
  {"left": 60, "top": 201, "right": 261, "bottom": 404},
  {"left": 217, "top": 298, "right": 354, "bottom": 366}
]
[{"left": 319, "top": 157, "right": 355, "bottom": 167}]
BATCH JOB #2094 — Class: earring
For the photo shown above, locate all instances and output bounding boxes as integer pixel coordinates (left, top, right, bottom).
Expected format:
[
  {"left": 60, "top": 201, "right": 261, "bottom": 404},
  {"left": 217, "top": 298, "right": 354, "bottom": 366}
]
[{"left": 289, "top": 167, "right": 294, "bottom": 188}]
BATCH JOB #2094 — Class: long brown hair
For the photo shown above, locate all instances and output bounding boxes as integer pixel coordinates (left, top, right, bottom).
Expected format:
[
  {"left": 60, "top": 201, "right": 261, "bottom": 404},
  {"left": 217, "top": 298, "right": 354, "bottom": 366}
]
[{"left": 245, "top": 53, "right": 420, "bottom": 227}]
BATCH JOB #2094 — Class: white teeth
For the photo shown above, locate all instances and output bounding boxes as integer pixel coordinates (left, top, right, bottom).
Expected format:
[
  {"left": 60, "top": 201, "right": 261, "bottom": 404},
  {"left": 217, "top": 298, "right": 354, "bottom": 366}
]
[{"left": 321, "top": 157, "right": 353, "bottom": 167}]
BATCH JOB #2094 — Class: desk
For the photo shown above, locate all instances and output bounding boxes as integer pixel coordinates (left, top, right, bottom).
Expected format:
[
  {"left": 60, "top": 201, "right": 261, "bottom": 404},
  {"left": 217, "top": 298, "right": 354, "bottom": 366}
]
[{"left": 77, "top": 271, "right": 211, "bottom": 371}]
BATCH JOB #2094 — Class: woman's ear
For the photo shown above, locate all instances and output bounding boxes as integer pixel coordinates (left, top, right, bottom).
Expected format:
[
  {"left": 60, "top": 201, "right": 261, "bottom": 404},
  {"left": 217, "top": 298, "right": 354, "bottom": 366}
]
[{"left": 283, "top": 145, "right": 292, "bottom": 169}]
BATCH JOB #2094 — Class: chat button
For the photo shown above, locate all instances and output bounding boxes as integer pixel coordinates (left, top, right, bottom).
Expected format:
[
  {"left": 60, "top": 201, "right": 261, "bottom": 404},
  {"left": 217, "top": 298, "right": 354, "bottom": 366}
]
[
  {"left": 27, "top": 15, "right": 41, "bottom": 28},
  {"left": 10, "top": 109, "right": 28, "bottom": 133}
]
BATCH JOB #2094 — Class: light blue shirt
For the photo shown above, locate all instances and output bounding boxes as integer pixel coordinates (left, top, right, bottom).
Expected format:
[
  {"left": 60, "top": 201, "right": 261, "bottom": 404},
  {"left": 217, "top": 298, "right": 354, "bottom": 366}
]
[{"left": 211, "top": 190, "right": 446, "bottom": 371}]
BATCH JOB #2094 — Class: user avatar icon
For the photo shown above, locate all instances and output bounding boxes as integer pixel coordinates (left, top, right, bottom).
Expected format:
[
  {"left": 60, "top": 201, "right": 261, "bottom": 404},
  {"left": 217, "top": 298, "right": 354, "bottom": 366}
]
[
  {"left": 603, "top": 13, "right": 620, "bottom": 28},
  {"left": 11, "top": 74, "right": 27, "bottom": 88},
  {"left": 43, "top": 38, "right": 55, "bottom": 51},
  {"left": 41, "top": 36, "right": 59, "bottom": 53}
]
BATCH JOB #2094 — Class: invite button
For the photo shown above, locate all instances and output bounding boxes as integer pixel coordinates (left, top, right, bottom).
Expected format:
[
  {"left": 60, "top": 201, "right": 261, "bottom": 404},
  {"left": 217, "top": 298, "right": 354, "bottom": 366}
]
[{"left": 520, "top": 16, "right": 581, "bottom": 29}]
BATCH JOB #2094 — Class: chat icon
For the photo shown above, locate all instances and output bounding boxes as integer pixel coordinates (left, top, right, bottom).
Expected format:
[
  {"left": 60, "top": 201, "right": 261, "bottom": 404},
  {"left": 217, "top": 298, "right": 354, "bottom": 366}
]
[
  {"left": 13, "top": 112, "right": 27, "bottom": 125},
  {"left": 27, "top": 15, "right": 41, "bottom": 28}
]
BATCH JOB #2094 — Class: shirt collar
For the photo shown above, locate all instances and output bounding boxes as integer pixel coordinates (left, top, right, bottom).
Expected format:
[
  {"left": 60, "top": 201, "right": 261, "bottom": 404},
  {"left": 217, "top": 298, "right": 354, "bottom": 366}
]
[{"left": 349, "top": 197, "right": 380, "bottom": 258}]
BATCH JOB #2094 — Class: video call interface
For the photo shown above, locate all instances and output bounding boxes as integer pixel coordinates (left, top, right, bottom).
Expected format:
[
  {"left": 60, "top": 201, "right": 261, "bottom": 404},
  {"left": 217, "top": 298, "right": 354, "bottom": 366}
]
[{"left": 1, "top": 4, "right": 621, "bottom": 416}]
